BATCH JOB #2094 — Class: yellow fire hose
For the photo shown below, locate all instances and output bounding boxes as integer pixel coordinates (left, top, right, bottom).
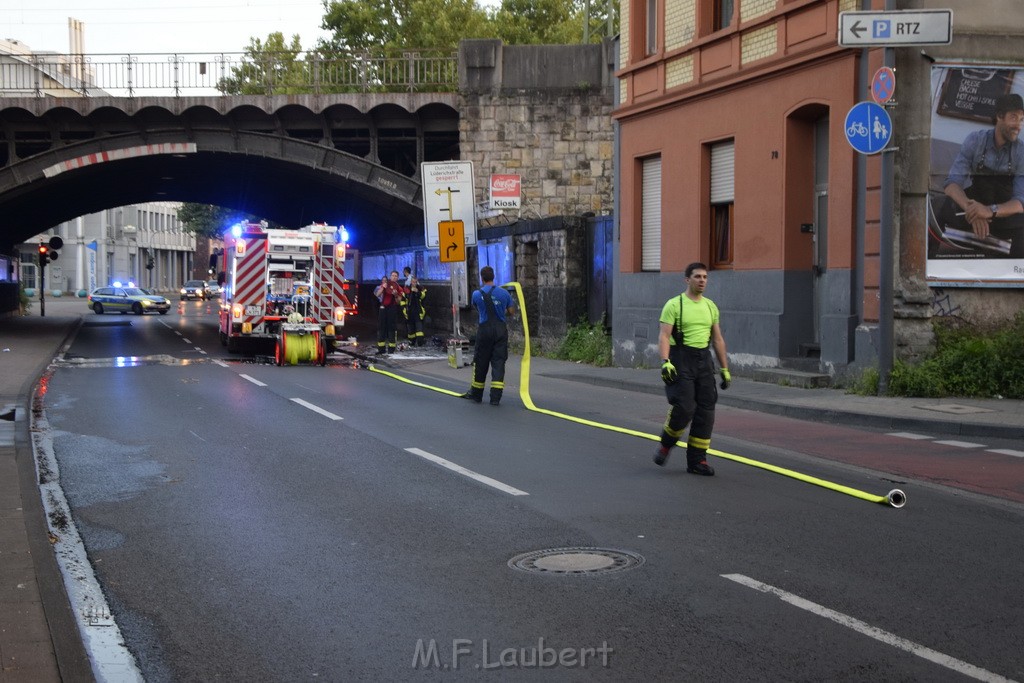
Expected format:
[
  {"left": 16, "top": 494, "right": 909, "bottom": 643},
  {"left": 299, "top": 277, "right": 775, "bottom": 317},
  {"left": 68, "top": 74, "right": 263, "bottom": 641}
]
[
  {"left": 370, "top": 281, "right": 906, "bottom": 508},
  {"left": 283, "top": 329, "right": 318, "bottom": 365}
]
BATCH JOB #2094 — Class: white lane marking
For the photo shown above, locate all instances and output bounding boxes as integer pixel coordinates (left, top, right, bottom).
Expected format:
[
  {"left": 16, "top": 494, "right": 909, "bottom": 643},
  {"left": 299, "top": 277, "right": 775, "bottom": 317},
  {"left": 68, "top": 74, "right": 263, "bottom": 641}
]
[
  {"left": 290, "top": 398, "right": 343, "bottom": 420},
  {"left": 888, "top": 432, "right": 933, "bottom": 440},
  {"left": 190, "top": 430, "right": 207, "bottom": 442},
  {"left": 722, "top": 574, "right": 1015, "bottom": 683},
  {"left": 196, "top": 347, "right": 207, "bottom": 355},
  {"left": 934, "top": 440, "right": 985, "bottom": 449},
  {"left": 212, "top": 360, "right": 229, "bottom": 368},
  {"left": 174, "top": 331, "right": 182, "bottom": 336},
  {"left": 405, "top": 447, "right": 529, "bottom": 496},
  {"left": 182, "top": 338, "right": 192, "bottom": 344},
  {"left": 987, "top": 448, "right": 1024, "bottom": 458},
  {"left": 240, "top": 374, "right": 266, "bottom": 387}
]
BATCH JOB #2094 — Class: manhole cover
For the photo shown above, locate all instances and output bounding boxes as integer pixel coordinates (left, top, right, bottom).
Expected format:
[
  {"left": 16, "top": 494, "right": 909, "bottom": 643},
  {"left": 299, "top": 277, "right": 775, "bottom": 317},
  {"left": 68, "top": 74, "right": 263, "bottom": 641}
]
[{"left": 508, "top": 547, "right": 644, "bottom": 575}]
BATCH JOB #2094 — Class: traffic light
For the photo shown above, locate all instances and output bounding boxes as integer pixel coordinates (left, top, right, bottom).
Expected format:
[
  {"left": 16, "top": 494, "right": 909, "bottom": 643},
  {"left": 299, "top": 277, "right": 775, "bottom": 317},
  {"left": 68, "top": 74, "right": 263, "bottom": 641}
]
[
  {"left": 38, "top": 236, "right": 62, "bottom": 266},
  {"left": 146, "top": 257, "right": 155, "bottom": 270}
]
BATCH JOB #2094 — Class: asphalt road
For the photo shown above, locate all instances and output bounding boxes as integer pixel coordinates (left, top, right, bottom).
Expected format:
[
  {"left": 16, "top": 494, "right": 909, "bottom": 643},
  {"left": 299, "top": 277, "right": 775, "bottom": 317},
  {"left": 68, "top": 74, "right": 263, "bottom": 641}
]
[{"left": 38, "top": 304, "right": 1024, "bottom": 681}]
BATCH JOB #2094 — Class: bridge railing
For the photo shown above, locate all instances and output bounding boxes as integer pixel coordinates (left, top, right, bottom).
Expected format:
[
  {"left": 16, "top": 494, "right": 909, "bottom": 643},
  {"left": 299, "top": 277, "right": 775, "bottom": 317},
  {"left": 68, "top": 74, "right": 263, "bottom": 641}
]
[{"left": 0, "top": 50, "right": 458, "bottom": 97}]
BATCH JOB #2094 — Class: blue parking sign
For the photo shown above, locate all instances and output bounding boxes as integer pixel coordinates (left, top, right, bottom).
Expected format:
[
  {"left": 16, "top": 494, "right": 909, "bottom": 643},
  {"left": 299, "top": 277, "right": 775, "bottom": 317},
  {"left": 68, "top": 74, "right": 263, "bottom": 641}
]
[{"left": 844, "top": 101, "right": 892, "bottom": 155}]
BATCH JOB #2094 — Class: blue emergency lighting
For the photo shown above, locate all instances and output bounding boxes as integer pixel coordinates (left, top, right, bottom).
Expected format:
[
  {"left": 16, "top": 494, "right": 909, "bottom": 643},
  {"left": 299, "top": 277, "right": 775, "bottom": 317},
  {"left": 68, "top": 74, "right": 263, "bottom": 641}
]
[
  {"left": 113, "top": 280, "right": 122, "bottom": 287},
  {"left": 339, "top": 226, "right": 349, "bottom": 243},
  {"left": 231, "top": 223, "right": 243, "bottom": 238}
]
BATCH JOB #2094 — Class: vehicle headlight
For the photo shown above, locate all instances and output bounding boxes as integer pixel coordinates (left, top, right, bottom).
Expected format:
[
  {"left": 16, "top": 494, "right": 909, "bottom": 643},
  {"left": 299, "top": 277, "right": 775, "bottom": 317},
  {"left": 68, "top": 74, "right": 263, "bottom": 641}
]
[
  {"left": 180, "top": 288, "right": 186, "bottom": 294},
  {"left": 141, "top": 299, "right": 153, "bottom": 306}
]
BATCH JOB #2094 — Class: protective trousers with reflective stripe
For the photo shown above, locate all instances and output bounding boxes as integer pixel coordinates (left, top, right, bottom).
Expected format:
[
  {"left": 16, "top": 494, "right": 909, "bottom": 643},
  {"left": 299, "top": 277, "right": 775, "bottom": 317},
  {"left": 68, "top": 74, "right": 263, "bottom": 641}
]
[
  {"left": 469, "top": 290, "right": 508, "bottom": 403},
  {"left": 661, "top": 346, "right": 718, "bottom": 464}
]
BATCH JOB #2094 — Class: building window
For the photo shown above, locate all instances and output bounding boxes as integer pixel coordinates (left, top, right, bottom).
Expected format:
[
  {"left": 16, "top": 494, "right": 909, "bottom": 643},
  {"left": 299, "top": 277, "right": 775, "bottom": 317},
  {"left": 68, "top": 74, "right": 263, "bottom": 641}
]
[
  {"left": 713, "top": 0, "right": 734, "bottom": 32},
  {"left": 641, "top": 156, "right": 662, "bottom": 271},
  {"left": 646, "top": 0, "right": 658, "bottom": 55},
  {"left": 710, "top": 141, "right": 734, "bottom": 267}
]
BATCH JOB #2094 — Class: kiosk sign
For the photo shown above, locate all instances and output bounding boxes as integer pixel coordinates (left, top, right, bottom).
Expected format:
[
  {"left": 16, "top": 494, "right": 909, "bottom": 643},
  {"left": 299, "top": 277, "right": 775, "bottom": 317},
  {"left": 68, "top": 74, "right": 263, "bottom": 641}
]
[{"left": 489, "top": 174, "right": 521, "bottom": 209}]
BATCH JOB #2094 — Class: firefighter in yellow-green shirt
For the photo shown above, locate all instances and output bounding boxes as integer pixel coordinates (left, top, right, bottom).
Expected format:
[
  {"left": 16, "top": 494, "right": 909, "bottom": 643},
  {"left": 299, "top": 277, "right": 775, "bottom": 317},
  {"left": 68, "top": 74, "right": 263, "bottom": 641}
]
[{"left": 653, "top": 262, "right": 731, "bottom": 475}]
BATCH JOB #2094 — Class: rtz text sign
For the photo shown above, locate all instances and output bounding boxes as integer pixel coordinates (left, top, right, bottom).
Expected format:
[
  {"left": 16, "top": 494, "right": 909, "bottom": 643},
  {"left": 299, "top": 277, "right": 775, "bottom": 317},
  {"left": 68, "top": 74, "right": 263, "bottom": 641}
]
[{"left": 839, "top": 10, "right": 952, "bottom": 47}]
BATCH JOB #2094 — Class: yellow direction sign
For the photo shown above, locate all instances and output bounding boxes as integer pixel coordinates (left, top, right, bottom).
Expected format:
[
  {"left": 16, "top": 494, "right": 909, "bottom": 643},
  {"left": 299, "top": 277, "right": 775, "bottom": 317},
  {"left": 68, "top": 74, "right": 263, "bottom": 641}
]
[{"left": 438, "top": 220, "right": 465, "bottom": 263}]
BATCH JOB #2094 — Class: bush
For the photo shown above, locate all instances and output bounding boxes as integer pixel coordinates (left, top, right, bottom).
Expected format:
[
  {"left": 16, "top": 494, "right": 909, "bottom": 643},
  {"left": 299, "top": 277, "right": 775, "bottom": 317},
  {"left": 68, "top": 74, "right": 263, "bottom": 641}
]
[
  {"left": 887, "top": 312, "right": 1024, "bottom": 399},
  {"left": 551, "top": 317, "right": 612, "bottom": 367}
]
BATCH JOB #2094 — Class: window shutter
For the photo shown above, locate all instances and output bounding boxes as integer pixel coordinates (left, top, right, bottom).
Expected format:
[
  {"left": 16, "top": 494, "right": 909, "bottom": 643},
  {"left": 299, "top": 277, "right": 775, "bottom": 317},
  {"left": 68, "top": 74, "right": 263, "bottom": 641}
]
[
  {"left": 710, "top": 141, "right": 735, "bottom": 204},
  {"left": 641, "top": 156, "right": 662, "bottom": 271}
]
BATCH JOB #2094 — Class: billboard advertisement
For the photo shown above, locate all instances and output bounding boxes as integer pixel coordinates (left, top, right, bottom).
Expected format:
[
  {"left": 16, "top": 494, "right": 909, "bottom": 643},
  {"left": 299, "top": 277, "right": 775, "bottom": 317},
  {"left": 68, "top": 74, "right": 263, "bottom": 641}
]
[{"left": 927, "top": 65, "right": 1024, "bottom": 284}]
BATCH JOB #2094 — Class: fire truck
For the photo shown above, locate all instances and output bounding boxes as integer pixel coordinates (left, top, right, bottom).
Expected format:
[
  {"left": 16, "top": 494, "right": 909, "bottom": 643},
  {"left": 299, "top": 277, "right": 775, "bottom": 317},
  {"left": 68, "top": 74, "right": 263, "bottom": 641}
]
[{"left": 217, "top": 222, "right": 357, "bottom": 365}]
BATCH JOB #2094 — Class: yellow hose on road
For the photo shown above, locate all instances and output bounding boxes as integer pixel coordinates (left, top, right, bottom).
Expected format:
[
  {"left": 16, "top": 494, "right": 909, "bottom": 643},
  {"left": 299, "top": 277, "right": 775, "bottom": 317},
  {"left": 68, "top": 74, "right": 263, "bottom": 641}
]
[{"left": 370, "top": 281, "right": 906, "bottom": 508}]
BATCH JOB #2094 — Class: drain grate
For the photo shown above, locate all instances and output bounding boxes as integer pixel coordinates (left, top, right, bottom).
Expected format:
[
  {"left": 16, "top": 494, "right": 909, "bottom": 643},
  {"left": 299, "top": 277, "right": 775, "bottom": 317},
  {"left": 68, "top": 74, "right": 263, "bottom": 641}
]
[{"left": 508, "top": 547, "right": 644, "bottom": 576}]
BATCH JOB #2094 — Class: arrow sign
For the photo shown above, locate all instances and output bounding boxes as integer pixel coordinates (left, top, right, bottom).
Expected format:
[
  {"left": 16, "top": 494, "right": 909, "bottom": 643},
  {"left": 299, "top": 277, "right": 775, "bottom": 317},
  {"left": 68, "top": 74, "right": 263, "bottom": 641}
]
[
  {"left": 438, "top": 220, "right": 466, "bottom": 263},
  {"left": 839, "top": 10, "right": 952, "bottom": 47},
  {"left": 421, "top": 161, "right": 477, "bottom": 248}
]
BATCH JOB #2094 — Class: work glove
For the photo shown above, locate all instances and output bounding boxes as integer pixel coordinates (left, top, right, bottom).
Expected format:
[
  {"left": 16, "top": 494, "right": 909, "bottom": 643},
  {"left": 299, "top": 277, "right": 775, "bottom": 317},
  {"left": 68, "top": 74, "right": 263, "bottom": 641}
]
[
  {"left": 661, "top": 359, "right": 677, "bottom": 385},
  {"left": 720, "top": 368, "right": 732, "bottom": 390}
]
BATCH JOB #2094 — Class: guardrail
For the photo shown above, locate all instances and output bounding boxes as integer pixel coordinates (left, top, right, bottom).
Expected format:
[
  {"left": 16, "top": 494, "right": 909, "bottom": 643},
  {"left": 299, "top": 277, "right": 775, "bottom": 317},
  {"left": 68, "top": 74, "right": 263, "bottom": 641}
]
[{"left": 0, "top": 50, "right": 458, "bottom": 97}]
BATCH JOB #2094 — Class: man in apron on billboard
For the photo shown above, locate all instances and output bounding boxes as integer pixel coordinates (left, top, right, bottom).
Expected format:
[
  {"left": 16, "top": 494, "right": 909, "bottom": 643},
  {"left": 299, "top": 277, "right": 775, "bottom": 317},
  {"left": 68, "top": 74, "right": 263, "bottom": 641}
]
[{"left": 938, "top": 93, "right": 1024, "bottom": 258}]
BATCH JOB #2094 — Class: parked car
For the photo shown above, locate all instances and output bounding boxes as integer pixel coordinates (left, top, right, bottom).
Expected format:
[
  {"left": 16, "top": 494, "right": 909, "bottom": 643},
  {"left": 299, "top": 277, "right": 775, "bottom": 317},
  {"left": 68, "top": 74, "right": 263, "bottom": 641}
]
[
  {"left": 180, "top": 280, "right": 207, "bottom": 300},
  {"left": 88, "top": 287, "right": 171, "bottom": 315},
  {"left": 204, "top": 280, "right": 221, "bottom": 298}
]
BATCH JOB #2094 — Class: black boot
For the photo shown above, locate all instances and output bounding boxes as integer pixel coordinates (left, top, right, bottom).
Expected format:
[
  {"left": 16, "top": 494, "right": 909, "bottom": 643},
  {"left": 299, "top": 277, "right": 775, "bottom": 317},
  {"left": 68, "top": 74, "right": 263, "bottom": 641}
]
[
  {"left": 489, "top": 388, "right": 503, "bottom": 406},
  {"left": 686, "top": 449, "right": 715, "bottom": 476},
  {"left": 461, "top": 388, "right": 483, "bottom": 403}
]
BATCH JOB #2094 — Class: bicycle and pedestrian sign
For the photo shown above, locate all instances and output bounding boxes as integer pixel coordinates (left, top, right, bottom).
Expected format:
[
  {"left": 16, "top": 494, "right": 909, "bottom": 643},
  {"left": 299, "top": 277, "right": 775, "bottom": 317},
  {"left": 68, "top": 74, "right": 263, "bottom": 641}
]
[{"left": 845, "top": 101, "right": 892, "bottom": 155}]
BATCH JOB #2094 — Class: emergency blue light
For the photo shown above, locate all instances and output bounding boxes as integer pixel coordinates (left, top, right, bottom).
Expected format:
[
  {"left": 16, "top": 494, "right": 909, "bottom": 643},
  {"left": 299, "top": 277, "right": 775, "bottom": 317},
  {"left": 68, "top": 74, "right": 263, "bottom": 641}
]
[
  {"left": 231, "top": 223, "right": 243, "bottom": 238},
  {"left": 339, "top": 226, "right": 349, "bottom": 243}
]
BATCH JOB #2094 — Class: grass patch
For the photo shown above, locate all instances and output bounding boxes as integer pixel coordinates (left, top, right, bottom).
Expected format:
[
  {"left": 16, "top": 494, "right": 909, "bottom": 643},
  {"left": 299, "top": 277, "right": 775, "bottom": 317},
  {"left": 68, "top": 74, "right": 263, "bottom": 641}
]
[
  {"left": 887, "top": 312, "right": 1024, "bottom": 399},
  {"left": 549, "top": 317, "right": 613, "bottom": 367}
]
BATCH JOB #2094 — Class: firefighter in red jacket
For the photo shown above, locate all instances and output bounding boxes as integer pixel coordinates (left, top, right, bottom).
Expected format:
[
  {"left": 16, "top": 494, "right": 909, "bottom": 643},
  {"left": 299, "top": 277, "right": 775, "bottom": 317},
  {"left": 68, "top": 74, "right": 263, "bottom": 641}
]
[{"left": 374, "top": 270, "right": 404, "bottom": 355}]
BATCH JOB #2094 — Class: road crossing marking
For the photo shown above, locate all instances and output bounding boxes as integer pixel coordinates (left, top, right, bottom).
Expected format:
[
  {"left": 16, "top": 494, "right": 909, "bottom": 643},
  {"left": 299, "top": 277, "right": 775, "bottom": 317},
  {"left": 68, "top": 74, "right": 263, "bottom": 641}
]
[
  {"left": 405, "top": 447, "right": 529, "bottom": 496},
  {"left": 722, "top": 574, "right": 1015, "bottom": 683},
  {"left": 240, "top": 374, "right": 266, "bottom": 387},
  {"left": 987, "top": 449, "right": 1024, "bottom": 458},
  {"left": 933, "top": 440, "right": 985, "bottom": 449},
  {"left": 290, "top": 398, "right": 343, "bottom": 420}
]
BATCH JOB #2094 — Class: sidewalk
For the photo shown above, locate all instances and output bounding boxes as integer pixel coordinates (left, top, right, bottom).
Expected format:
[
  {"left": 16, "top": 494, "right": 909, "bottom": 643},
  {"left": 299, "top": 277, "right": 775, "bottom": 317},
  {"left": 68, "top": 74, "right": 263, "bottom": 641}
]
[{"left": 2, "top": 298, "right": 1023, "bottom": 681}]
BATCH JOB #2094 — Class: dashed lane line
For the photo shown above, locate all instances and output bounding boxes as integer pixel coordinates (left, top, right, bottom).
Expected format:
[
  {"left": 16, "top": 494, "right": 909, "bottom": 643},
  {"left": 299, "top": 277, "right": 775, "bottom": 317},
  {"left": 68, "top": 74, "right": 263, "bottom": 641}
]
[
  {"left": 405, "top": 447, "right": 529, "bottom": 496},
  {"left": 290, "top": 398, "right": 343, "bottom": 421},
  {"left": 933, "top": 440, "right": 986, "bottom": 449},
  {"left": 722, "top": 574, "right": 1016, "bottom": 683},
  {"left": 240, "top": 374, "right": 267, "bottom": 387}
]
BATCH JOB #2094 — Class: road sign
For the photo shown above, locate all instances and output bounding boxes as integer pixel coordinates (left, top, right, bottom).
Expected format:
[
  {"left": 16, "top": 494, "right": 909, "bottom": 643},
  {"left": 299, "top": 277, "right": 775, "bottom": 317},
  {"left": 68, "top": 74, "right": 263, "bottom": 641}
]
[
  {"left": 438, "top": 220, "right": 466, "bottom": 263},
  {"left": 871, "top": 66, "right": 896, "bottom": 105},
  {"left": 421, "top": 161, "right": 477, "bottom": 249},
  {"left": 839, "top": 10, "right": 952, "bottom": 47},
  {"left": 845, "top": 101, "right": 892, "bottom": 155}
]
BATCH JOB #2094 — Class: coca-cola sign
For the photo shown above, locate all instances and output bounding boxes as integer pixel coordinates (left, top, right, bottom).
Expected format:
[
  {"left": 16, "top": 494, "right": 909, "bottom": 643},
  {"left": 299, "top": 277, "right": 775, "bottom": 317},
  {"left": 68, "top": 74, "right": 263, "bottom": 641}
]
[{"left": 489, "top": 174, "right": 521, "bottom": 210}]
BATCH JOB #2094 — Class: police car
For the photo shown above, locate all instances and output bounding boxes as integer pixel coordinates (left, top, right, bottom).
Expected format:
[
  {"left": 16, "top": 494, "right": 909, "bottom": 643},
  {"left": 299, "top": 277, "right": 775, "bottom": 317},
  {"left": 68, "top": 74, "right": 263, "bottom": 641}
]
[{"left": 87, "top": 286, "right": 171, "bottom": 315}]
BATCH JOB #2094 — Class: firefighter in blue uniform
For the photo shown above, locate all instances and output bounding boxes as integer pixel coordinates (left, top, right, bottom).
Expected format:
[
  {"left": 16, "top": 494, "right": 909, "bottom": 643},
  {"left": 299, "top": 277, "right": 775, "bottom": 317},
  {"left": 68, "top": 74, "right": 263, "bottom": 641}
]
[
  {"left": 653, "top": 262, "right": 731, "bottom": 475},
  {"left": 461, "top": 266, "right": 515, "bottom": 406}
]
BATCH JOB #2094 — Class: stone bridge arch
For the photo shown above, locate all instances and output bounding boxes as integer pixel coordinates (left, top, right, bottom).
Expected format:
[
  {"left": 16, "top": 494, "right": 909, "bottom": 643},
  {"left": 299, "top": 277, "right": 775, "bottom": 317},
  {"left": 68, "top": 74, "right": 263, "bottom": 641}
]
[{"left": 0, "top": 94, "right": 460, "bottom": 248}]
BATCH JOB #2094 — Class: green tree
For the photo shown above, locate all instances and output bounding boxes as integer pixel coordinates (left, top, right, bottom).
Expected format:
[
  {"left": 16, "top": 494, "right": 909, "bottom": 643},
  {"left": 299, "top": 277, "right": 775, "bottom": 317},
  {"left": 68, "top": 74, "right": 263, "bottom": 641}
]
[
  {"left": 218, "top": 32, "right": 308, "bottom": 95},
  {"left": 177, "top": 203, "right": 245, "bottom": 239},
  {"left": 320, "top": 0, "right": 493, "bottom": 53}
]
